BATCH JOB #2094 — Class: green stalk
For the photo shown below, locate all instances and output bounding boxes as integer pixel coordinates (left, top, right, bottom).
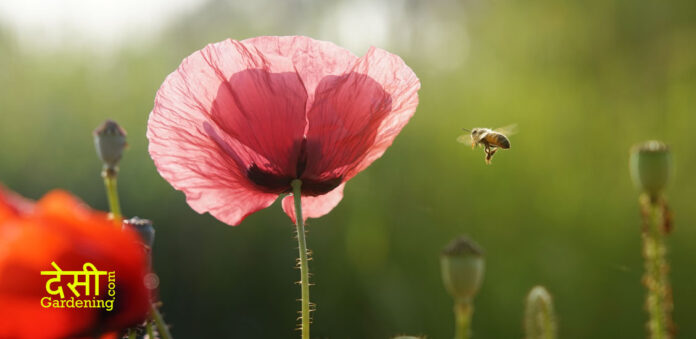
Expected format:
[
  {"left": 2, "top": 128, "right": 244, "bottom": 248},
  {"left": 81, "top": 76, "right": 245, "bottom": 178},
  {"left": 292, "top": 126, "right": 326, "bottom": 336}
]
[
  {"left": 151, "top": 303, "right": 173, "bottom": 339},
  {"left": 102, "top": 169, "right": 172, "bottom": 339},
  {"left": 641, "top": 194, "right": 673, "bottom": 339},
  {"left": 454, "top": 300, "right": 472, "bottom": 339},
  {"left": 102, "top": 169, "right": 122, "bottom": 221},
  {"left": 291, "top": 179, "right": 311, "bottom": 339},
  {"left": 102, "top": 169, "right": 134, "bottom": 339},
  {"left": 146, "top": 321, "right": 155, "bottom": 339}
]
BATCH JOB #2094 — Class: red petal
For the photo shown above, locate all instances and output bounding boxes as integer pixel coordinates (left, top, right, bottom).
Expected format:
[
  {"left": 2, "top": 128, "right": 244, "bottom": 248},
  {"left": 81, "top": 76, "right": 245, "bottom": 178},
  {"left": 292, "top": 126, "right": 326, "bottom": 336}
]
[
  {"left": 302, "top": 47, "right": 420, "bottom": 182},
  {"left": 148, "top": 38, "right": 309, "bottom": 225},
  {"left": 281, "top": 183, "right": 345, "bottom": 223},
  {"left": 0, "top": 190, "right": 150, "bottom": 338},
  {"left": 0, "top": 184, "right": 34, "bottom": 222}
]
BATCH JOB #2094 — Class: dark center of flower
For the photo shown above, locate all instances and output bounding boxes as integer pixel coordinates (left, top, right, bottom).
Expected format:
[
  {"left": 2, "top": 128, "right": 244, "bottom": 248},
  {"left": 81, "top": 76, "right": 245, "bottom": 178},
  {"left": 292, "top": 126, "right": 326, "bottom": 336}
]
[
  {"left": 246, "top": 164, "right": 294, "bottom": 194},
  {"left": 246, "top": 138, "right": 342, "bottom": 196}
]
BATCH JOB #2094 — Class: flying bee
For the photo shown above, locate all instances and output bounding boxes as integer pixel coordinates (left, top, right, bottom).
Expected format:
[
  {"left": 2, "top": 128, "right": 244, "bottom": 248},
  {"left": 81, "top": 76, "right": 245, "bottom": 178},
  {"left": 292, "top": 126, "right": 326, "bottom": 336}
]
[{"left": 457, "top": 124, "right": 517, "bottom": 164}]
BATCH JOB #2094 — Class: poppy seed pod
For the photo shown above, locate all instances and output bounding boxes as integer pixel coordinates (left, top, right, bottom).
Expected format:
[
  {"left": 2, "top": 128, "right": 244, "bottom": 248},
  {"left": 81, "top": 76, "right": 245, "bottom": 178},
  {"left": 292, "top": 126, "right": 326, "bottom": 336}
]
[
  {"left": 629, "top": 140, "right": 671, "bottom": 200},
  {"left": 94, "top": 119, "right": 127, "bottom": 171},
  {"left": 440, "top": 236, "right": 485, "bottom": 302},
  {"left": 123, "top": 217, "right": 155, "bottom": 271},
  {"left": 123, "top": 217, "right": 155, "bottom": 249},
  {"left": 524, "top": 286, "right": 557, "bottom": 339}
]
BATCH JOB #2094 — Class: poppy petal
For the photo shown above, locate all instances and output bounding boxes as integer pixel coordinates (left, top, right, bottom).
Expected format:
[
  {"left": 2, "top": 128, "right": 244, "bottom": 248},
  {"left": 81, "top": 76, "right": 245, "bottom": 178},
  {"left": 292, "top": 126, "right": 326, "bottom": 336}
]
[
  {"left": 303, "top": 47, "right": 420, "bottom": 182},
  {"left": 281, "top": 183, "right": 345, "bottom": 223},
  {"left": 243, "top": 36, "right": 358, "bottom": 107},
  {"left": 148, "top": 39, "right": 309, "bottom": 225},
  {"left": 0, "top": 185, "right": 34, "bottom": 221}
]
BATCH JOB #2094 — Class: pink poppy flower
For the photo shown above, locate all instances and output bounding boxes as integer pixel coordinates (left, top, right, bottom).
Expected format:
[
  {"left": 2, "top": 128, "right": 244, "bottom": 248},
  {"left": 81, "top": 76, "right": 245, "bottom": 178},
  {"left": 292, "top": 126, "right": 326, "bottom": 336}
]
[{"left": 148, "top": 36, "right": 420, "bottom": 225}]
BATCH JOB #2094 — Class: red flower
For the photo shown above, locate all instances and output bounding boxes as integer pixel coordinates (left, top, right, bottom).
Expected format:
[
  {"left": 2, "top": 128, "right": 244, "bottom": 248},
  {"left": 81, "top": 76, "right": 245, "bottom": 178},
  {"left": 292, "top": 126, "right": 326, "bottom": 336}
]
[
  {"left": 148, "top": 36, "right": 420, "bottom": 225},
  {"left": 0, "top": 188, "right": 150, "bottom": 339},
  {"left": 0, "top": 184, "right": 34, "bottom": 221}
]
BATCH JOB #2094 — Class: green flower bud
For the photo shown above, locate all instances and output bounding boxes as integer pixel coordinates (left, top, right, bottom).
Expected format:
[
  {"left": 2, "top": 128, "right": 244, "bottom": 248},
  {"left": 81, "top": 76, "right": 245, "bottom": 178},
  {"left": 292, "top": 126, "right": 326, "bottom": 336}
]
[
  {"left": 629, "top": 140, "right": 671, "bottom": 200},
  {"left": 440, "top": 236, "right": 485, "bottom": 302},
  {"left": 93, "top": 119, "right": 127, "bottom": 171},
  {"left": 524, "top": 286, "right": 557, "bottom": 339}
]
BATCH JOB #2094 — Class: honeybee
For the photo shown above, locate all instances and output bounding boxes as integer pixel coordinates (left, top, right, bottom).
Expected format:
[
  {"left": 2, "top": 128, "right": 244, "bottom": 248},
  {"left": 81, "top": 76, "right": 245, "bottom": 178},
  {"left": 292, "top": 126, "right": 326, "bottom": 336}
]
[{"left": 457, "top": 125, "right": 517, "bottom": 164}]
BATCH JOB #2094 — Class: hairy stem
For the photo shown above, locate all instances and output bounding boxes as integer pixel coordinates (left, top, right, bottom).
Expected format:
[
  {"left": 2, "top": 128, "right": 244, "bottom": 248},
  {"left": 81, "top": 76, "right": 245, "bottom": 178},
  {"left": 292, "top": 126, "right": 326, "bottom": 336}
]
[
  {"left": 641, "top": 194, "right": 673, "bottom": 339},
  {"left": 291, "top": 179, "right": 311, "bottom": 339},
  {"left": 151, "top": 303, "right": 173, "bottom": 339}
]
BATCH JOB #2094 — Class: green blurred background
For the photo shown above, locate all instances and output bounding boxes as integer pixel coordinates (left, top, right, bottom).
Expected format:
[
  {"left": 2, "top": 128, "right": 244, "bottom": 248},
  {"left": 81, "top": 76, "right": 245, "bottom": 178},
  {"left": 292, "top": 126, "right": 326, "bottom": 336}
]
[{"left": 1, "top": 0, "right": 695, "bottom": 337}]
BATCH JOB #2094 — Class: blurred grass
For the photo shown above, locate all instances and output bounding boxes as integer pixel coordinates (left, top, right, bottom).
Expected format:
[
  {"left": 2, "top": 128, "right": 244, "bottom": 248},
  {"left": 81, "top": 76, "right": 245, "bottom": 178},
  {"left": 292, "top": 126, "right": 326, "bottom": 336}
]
[{"left": 1, "top": 0, "right": 696, "bottom": 337}]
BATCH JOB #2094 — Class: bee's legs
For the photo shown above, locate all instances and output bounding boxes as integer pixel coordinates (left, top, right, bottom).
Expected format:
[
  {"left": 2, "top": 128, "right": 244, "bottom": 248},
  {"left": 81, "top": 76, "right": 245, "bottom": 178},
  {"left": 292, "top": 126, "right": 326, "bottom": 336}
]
[{"left": 485, "top": 147, "right": 498, "bottom": 165}]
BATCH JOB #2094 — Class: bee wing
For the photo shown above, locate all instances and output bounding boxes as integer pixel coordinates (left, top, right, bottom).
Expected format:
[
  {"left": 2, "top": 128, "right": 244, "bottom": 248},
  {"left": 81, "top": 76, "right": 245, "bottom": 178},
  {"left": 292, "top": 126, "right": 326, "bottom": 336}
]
[
  {"left": 494, "top": 123, "right": 518, "bottom": 136},
  {"left": 456, "top": 134, "right": 472, "bottom": 144}
]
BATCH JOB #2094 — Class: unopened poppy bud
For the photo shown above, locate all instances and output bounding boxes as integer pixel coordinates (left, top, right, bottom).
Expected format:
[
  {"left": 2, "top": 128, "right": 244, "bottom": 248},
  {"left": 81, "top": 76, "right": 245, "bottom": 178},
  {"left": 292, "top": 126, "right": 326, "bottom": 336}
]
[
  {"left": 122, "top": 217, "right": 155, "bottom": 249},
  {"left": 94, "top": 119, "right": 127, "bottom": 171},
  {"left": 524, "top": 286, "right": 557, "bottom": 339},
  {"left": 440, "top": 235, "right": 485, "bottom": 302},
  {"left": 629, "top": 140, "right": 671, "bottom": 200}
]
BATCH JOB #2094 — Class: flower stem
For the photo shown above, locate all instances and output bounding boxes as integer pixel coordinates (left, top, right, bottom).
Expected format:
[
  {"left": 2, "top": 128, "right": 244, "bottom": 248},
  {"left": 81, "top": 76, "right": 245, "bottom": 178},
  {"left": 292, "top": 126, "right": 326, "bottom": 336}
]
[
  {"left": 101, "top": 169, "right": 172, "bottom": 339},
  {"left": 146, "top": 320, "right": 155, "bottom": 339},
  {"left": 102, "top": 168, "right": 122, "bottom": 221},
  {"left": 640, "top": 194, "right": 673, "bottom": 339},
  {"left": 454, "top": 299, "right": 473, "bottom": 339},
  {"left": 151, "top": 303, "right": 173, "bottom": 339},
  {"left": 291, "top": 179, "right": 310, "bottom": 339}
]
